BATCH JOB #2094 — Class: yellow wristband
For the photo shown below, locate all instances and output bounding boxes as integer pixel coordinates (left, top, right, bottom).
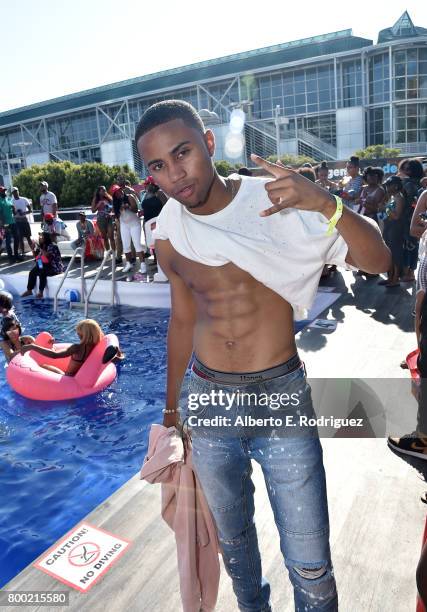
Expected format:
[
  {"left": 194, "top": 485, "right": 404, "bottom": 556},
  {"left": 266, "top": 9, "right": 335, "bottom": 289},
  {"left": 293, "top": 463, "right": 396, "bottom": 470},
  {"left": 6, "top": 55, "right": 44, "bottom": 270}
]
[{"left": 326, "top": 195, "right": 343, "bottom": 235}]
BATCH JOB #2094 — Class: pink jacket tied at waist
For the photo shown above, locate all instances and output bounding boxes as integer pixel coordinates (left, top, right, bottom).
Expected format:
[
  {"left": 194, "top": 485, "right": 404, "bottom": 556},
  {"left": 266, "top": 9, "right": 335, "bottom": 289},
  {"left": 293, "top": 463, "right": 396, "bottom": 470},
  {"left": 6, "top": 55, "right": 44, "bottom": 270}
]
[{"left": 140, "top": 424, "right": 220, "bottom": 612}]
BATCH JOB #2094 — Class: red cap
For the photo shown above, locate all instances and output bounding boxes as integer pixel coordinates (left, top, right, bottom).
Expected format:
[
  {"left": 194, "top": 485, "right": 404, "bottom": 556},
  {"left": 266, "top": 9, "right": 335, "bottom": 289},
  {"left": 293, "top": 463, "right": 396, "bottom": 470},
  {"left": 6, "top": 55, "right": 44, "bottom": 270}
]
[
  {"left": 143, "top": 175, "right": 156, "bottom": 187},
  {"left": 44, "top": 213, "right": 54, "bottom": 221},
  {"left": 109, "top": 184, "right": 121, "bottom": 196}
]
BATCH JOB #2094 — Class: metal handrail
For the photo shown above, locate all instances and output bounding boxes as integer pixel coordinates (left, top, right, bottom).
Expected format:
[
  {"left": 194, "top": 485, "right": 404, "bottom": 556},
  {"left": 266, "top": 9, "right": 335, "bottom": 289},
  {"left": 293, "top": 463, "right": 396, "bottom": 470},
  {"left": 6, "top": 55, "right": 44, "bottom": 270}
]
[
  {"left": 84, "top": 250, "right": 116, "bottom": 317},
  {"left": 53, "top": 246, "right": 85, "bottom": 313}
]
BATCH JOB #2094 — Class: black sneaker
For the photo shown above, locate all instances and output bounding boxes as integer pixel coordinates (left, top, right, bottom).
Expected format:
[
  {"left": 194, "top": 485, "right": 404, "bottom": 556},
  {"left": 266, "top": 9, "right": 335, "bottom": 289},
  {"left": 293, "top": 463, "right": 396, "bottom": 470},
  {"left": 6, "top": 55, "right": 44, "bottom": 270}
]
[{"left": 387, "top": 433, "right": 427, "bottom": 460}]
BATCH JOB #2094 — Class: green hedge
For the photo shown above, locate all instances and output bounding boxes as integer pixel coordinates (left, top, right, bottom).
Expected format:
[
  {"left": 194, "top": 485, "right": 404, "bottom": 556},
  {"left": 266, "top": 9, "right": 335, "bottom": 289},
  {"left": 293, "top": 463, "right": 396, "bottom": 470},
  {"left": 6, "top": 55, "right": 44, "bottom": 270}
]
[{"left": 13, "top": 161, "right": 139, "bottom": 209}]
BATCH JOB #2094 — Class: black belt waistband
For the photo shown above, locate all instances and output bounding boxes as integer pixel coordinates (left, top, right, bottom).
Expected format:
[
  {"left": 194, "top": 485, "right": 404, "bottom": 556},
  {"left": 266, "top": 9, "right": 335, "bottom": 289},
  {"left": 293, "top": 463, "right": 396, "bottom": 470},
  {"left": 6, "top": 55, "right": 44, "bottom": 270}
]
[{"left": 191, "top": 354, "right": 302, "bottom": 385}]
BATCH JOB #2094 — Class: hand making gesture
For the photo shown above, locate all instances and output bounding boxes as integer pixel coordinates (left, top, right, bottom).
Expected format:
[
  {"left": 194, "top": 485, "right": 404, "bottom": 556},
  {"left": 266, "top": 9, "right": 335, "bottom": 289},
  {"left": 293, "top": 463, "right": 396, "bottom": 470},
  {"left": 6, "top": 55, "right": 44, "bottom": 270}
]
[{"left": 250, "top": 153, "right": 336, "bottom": 219}]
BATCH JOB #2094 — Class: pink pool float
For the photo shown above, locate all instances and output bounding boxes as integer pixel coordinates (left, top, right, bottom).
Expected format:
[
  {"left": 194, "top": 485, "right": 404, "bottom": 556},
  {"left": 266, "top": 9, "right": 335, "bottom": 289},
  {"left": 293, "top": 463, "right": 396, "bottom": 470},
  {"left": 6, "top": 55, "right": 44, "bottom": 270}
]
[{"left": 7, "top": 331, "right": 119, "bottom": 401}]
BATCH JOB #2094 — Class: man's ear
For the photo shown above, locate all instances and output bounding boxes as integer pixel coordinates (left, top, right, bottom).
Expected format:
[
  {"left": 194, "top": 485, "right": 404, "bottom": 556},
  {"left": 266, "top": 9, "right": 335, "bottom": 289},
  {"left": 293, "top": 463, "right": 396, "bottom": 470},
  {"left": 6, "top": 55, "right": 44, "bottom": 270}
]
[{"left": 204, "top": 129, "right": 215, "bottom": 158}]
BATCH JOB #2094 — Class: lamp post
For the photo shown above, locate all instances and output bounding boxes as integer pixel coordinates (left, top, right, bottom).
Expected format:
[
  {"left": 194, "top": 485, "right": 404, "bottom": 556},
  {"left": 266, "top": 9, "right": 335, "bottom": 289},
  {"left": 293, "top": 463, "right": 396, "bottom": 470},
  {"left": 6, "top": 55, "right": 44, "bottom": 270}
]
[
  {"left": 4, "top": 154, "right": 23, "bottom": 188},
  {"left": 274, "top": 105, "right": 289, "bottom": 160}
]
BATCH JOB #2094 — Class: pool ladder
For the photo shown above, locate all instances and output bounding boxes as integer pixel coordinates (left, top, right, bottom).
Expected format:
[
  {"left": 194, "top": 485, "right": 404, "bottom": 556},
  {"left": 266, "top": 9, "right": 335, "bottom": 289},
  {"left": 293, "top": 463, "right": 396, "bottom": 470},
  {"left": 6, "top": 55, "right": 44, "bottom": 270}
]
[{"left": 53, "top": 247, "right": 116, "bottom": 315}]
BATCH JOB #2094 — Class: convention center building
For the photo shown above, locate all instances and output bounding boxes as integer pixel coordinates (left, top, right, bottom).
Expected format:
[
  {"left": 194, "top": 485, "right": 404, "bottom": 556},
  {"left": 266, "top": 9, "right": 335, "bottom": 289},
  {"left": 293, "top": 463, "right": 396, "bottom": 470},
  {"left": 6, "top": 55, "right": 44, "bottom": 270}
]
[{"left": 0, "top": 11, "right": 426, "bottom": 182}]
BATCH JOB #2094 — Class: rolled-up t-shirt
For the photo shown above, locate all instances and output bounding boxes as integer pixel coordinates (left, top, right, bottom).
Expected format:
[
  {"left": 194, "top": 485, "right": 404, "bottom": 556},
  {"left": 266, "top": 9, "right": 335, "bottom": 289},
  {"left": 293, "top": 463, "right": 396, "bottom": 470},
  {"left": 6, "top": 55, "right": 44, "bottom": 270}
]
[{"left": 153, "top": 174, "right": 355, "bottom": 320}]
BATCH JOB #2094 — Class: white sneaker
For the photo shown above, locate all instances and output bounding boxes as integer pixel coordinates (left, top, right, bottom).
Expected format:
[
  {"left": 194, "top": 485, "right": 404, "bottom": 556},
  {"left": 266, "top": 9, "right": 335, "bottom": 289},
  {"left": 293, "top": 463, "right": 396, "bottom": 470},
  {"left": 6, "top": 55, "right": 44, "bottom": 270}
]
[
  {"left": 122, "top": 261, "right": 133, "bottom": 273},
  {"left": 139, "top": 262, "right": 147, "bottom": 274}
]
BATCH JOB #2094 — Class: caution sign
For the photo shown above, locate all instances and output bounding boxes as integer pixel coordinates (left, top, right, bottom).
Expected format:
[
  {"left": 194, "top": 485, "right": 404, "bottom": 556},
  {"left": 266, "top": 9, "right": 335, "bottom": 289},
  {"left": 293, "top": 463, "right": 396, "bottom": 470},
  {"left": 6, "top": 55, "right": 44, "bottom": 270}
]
[{"left": 34, "top": 522, "right": 131, "bottom": 593}]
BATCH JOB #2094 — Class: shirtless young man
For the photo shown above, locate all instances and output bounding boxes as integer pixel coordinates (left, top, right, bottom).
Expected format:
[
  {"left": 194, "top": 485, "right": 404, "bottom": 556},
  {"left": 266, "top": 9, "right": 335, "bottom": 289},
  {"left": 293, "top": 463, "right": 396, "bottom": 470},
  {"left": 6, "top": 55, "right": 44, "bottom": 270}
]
[{"left": 136, "top": 100, "right": 390, "bottom": 612}]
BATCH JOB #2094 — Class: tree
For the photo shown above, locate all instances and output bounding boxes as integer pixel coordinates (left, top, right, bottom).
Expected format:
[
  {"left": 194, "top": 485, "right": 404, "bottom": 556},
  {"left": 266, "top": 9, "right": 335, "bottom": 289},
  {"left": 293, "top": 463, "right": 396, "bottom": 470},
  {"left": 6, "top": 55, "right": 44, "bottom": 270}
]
[
  {"left": 13, "top": 161, "right": 139, "bottom": 209},
  {"left": 60, "top": 163, "right": 138, "bottom": 208},
  {"left": 354, "top": 145, "right": 401, "bottom": 159},
  {"left": 267, "top": 154, "right": 316, "bottom": 167},
  {"left": 13, "top": 161, "right": 74, "bottom": 209},
  {"left": 214, "top": 160, "right": 239, "bottom": 176}
]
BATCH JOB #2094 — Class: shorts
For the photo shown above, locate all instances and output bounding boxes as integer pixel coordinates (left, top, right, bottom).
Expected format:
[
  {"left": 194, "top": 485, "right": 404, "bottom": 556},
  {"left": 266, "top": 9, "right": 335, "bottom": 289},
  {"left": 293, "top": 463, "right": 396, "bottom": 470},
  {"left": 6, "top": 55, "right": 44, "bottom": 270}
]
[
  {"left": 15, "top": 220, "right": 32, "bottom": 240},
  {"left": 97, "top": 215, "right": 113, "bottom": 234},
  {"left": 120, "top": 221, "right": 143, "bottom": 253}
]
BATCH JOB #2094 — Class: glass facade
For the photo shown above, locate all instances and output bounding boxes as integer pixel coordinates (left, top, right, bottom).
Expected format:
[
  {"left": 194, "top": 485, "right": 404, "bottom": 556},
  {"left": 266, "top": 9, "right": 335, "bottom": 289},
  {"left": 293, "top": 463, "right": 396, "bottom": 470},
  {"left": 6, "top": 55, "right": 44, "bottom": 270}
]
[
  {"left": 369, "top": 53, "right": 390, "bottom": 104},
  {"left": 252, "top": 64, "right": 335, "bottom": 119},
  {"left": 395, "top": 103, "right": 427, "bottom": 143},
  {"left": 340, "top": 60, "right": 362, "bottom": 107},
  {"left": 394, "top": 47, "right": 427, "bottom": 100},
  {"left": 368, "top": 107, "right": 391, "bottom": 145},
  {"left": 0, "top": 20, "right": 426, "bottom": 176}
]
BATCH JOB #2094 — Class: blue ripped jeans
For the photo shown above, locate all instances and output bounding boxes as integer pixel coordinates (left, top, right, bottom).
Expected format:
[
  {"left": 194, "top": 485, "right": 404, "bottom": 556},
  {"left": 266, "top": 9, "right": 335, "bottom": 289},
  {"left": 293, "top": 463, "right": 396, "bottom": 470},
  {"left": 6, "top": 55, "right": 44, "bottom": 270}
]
[{"left": 182, "top": 364, "right": 338, "bottom": 612}]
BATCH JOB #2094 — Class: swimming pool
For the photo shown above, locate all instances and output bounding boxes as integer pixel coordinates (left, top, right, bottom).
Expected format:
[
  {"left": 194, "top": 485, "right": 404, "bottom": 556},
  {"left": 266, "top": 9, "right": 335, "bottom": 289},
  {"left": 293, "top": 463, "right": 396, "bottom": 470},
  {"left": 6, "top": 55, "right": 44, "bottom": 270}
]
[{"left": 0, "top": 299, "right": 169, "bottom": 587}]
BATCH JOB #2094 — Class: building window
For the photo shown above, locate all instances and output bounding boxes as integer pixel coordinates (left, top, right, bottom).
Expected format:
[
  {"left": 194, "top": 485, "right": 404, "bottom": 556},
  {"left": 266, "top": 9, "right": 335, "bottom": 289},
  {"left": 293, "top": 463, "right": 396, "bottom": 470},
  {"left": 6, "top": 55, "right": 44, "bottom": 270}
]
[
  {"left": 369, "top": 53, "right": 390, "bottom": 104},
  {"left": 368, "top": 107, "right": 390, "bottom": 145},
  {"left": 393, "top": 48, "right": 427, "bottom": 101},
  {"left": 252, "top": 64, "right": 334, "bottom": 120},
  {"left": 395, "top": 103, "right": 427, "bottom": 143},
  {"left": 340, "top": 60, "right": 362, "bottom": 107},
  {"left": 297, "top": 114, "right": 336, "bottom": 146}
]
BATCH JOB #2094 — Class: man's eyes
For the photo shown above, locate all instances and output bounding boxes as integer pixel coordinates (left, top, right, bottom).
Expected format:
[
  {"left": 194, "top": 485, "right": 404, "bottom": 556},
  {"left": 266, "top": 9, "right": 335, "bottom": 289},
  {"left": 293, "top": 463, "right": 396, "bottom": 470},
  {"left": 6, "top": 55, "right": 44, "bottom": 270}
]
[
  {"left": 177, "top": 149, "right": 190, "bottom": 158},
  {"left": 152, "top": 149, "right": 190, "bottom": 171}
]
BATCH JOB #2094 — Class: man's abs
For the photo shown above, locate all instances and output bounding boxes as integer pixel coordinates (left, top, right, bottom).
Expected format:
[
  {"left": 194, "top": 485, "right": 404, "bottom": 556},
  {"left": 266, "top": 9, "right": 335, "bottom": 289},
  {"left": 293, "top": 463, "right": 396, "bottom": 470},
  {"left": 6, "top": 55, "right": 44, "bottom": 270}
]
[{"left": 173, "top": 254, "right": 297, "bottom": 373}]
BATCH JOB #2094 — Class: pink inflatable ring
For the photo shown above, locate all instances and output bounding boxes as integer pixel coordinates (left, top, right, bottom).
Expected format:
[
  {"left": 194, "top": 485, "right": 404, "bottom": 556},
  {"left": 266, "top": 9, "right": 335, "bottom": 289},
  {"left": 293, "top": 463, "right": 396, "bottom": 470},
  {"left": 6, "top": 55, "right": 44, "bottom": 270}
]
[{"left": 7, "top": 331, "right": 119, "bottom": 400}]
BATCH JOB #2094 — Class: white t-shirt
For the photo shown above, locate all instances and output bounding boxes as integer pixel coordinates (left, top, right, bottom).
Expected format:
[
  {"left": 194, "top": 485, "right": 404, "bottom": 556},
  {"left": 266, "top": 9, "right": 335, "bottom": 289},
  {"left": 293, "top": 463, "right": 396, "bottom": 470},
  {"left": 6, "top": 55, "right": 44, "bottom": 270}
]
[
  {"left": 154, "top": 174, "right": 353, "bottom": 320},
  {"left": 13, "top": 197, "right": 31, "bottom": 216},
  {"left": 40, "top": 191, "right": 57, "bottom": 215}
]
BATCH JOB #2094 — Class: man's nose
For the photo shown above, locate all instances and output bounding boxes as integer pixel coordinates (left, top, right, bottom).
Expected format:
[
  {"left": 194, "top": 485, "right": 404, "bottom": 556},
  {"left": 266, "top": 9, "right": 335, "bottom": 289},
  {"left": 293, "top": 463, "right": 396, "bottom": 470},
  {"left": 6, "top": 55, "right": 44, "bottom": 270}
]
[{"left": 168, "top": 162, "right": 186, "bottom": 183}]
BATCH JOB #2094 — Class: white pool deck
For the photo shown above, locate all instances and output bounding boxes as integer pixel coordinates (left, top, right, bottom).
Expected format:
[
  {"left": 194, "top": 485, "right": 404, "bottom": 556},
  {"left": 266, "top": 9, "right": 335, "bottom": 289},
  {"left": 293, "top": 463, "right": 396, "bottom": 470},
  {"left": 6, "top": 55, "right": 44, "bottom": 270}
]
[{"left": 1, "top": 268, "right": 426, "bottom": 612}]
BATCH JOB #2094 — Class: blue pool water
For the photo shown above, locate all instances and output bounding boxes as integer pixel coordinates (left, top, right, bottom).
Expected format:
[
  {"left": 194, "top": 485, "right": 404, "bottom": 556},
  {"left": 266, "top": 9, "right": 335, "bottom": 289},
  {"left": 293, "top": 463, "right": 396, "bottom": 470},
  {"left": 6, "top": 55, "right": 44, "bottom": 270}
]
[{"left": 0, "top": 299, "right": 170, "bottom": 587}]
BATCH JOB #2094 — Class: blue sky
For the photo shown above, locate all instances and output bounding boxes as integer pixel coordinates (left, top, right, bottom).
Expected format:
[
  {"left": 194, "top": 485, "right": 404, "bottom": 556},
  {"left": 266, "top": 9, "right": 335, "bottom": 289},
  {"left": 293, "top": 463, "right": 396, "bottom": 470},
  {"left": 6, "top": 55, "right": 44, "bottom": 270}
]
[{"left": 2, "top": 0, "right": 426, "bottom": 113}]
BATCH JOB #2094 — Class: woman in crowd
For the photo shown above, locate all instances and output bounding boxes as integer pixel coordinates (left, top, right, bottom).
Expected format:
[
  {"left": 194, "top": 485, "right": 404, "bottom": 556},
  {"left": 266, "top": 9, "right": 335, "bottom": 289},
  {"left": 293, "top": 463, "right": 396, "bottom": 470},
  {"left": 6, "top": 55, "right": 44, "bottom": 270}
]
[
  {"left": 21, "top": 232, "right": 64, "bottom": 299},
  {"left": 71, "top": 211, "right": 95, "bottom": 250},
  {"left": 401, "top": 158, "right": 425, "bottom": 282},
  {"left": 379, "top": 176, "right": 405, "bottom": 288},
  {"left": 358, "top": 167, "right": 385, "bottom": 223},
  {"left": 20, "top": 319, "right": 124, "bottom": 375},
  {"left": 91, "top": 186, "right": 116, "bottom": 253},
  {"left": 1, "top": 316, "right": 34, "bottom": 363},
  {"left": 315, "top": 161, "right": 337, "bottom": 191},
  {"left": 111, "top": 186, "right": 145, "bottom": 274},
  {"left": 340, "top": 156, "right": 363, "bottom": 211}
]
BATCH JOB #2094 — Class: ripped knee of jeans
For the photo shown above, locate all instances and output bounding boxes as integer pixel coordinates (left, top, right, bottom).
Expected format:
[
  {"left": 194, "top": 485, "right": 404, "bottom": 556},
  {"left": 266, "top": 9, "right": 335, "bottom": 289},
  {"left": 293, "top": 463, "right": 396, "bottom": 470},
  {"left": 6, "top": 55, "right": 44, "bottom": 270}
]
[{"left": 291, "top": 564, "right": 337, "bottom": 604}]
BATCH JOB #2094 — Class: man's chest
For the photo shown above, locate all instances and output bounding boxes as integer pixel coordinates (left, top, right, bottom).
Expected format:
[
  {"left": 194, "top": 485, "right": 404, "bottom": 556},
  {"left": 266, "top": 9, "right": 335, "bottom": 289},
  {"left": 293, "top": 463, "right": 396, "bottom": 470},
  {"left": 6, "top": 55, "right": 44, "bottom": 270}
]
[{"left": 171, "top": 248, "right": 262, "bottom": 295}]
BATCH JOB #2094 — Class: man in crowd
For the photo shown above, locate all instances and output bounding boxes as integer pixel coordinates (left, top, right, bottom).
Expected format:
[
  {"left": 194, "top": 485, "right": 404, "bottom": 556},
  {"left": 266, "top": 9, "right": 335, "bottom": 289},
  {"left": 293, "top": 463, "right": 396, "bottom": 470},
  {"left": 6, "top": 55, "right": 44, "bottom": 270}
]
[
  {"left": 11, "top": 187, "right": 33, "bottom": 257},
  {"left": 42, "top": 213, "right": 70, "bottom": 242},
  {"left": 136, "top": 100, "right": 391, "bottom": 612},
  {"left": 0, "top": 186, "right": 19, "bottom": 263},
  {"left": 39, "top": 181, "right": 58, "bottom": 218}
]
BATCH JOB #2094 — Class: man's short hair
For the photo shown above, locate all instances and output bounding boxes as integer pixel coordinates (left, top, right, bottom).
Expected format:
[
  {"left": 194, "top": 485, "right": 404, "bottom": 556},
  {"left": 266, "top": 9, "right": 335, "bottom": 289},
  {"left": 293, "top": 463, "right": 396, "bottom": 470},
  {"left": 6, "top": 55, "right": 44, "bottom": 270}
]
[{"left": 135, "top": 100, "right": 205, "bottom": 144}]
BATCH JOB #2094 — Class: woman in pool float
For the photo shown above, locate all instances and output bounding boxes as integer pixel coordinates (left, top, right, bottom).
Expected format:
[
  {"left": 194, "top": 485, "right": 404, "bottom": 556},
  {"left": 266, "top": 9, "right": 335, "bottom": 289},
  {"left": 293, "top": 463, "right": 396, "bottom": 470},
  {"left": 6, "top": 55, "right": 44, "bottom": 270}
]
[
  {"left": 20, "top": 319, "right": 124, "bottom": 376},
  {"left": 1, "top": 316, "right": 34, "bottom": 363}
]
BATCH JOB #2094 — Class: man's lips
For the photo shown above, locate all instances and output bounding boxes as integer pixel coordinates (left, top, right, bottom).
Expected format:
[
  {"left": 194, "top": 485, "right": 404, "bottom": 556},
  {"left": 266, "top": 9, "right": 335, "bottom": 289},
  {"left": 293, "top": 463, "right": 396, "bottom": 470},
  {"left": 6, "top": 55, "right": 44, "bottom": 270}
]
[{"left": 175, "top": 184, "right": 195, "bottom": 199}]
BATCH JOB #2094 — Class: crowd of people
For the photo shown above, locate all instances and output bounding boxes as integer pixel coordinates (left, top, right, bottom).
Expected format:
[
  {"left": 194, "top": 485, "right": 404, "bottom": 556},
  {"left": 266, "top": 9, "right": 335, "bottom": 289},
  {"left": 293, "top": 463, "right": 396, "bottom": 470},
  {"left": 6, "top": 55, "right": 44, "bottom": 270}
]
[
  {"left": 296, "top": 156, "right": 427, "bottom": 288},
  {"left": 1, "top": 156, "right": 427, "bottom": 301},
  {"left": 0, "top": 174, "right": 167, "bottom": 298}
]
